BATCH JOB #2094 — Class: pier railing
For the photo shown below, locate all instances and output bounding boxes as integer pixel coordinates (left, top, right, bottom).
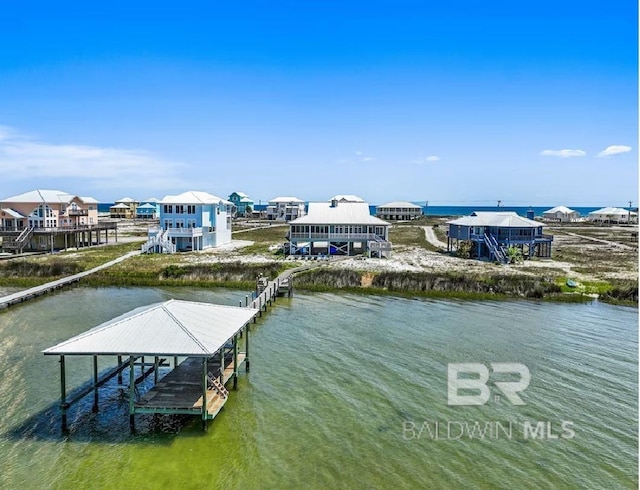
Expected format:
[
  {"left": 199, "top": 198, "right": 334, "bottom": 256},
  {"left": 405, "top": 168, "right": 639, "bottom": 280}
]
[{"left": 289, "top": 232, "right": 386, "bottom": 241}]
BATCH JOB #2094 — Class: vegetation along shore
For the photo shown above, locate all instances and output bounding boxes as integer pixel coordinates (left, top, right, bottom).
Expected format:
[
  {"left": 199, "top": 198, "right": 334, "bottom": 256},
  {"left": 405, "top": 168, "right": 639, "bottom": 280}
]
[{"left": 0, "top": 217, "right": 637, "bottom": 306}]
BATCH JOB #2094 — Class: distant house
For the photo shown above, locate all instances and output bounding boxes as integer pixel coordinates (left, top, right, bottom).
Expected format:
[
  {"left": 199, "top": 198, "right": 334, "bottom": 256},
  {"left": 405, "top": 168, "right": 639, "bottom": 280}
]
[
  {"left": 288, "top": 199, "right": 392, "bottom": 257},
  {"left": 329, "top": 195, "right": 365, "bottom": 203},
  {"left": 588, "top": 207, "right": 638, "bottom": 224},
  {"left": 447, "top": 211, "right": 553, "bottom": 263},
  {"left": 142, "top": 191, "right": 233, "bottom": 253},
  {"left": 376, "top": 201, "right": 423, "bottom": 221},
  {"left": 542, "top": 206, "right": 580, "bottom": 223},
  {"left": 228, "top": 192, "right": 254, "bottom": 217},
  {"left": 0, "top": 189, "right": 113, "bottom": 253},
  {"left": 266, "top": 197, "right": 306, "bottom": 221},
  {"left": 109, "top": 197, "right": 139, "bottom": 219},
  {"left": 136, "top": 203, "right": 159, "bottom": 220}
]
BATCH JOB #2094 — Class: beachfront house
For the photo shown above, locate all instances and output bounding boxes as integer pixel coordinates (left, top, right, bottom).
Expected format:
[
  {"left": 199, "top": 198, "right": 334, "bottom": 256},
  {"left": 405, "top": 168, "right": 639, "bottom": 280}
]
[
  {"left": 288, "top": 199, "right": 392, "bottom": 257},
  {"left": 447, "top": 211, "right": 553, "bottom": 263},
  {"left": 136, "top": 202, "right": 159, "bottom": 220},
  {"left": 588, "top": 207, "right": 638, "bottom": 224},
  {"left": 376, "top": 201, "right": 423, "bottom": 221},
  {"left": 142, "top": 191, "right": 233, "bottom": 253},
  {"left": 542, "top": 206, "right": 580, "bottom": 223},
  {"left": 228, "top": 192, "right": 254, "bottom": 217},
  {"left": 0, "top": 189, "right": 115, "bottom": 253},
  {"left": 109, "top": 197, "right": 139, "bottom": 219},
  {"left": 266, "top": 197, "right": 306, "bottom": 221},
  {"left": 329, "top": 195, "right": 365, "bottom": 203}
]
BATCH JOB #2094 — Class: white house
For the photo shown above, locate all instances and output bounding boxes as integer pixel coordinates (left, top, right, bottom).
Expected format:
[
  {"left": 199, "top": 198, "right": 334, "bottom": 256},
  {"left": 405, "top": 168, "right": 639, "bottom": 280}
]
[
  {"left": 376, "top": 201, "right": 423, "bottom": 221},
  {"left": 542, "top": 206, "right": 580, "bottom": 223},
  {"left": 266, "top": 197, "right": 306, "bottom": 221},
  {"left": 143, "top": 191, "right": 233, "bottom": 253},
  {"left": 329, "top": 195, "right": 365, "bottom": 203},
  {"left": 588, "top": 207, "right": 637, "bottom": 224},
  {"left": 288, "top": 199, "right": 391, "bottom": 257}
]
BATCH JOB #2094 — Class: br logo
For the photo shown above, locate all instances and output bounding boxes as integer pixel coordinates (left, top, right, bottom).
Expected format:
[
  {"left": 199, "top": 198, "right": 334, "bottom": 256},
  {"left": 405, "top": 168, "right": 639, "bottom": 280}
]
[{"left": 447, "top": 363, "right": 531, "bottom": 406}]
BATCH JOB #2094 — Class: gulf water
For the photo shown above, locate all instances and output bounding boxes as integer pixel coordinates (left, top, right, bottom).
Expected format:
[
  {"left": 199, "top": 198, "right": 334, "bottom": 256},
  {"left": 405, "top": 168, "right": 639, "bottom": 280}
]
[{"left": 0, "top": 287, "right": 636, "bottom": 489}]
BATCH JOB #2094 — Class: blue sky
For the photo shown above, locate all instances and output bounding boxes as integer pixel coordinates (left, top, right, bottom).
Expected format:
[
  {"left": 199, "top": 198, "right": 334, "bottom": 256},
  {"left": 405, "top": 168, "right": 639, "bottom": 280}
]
[{"left": 0, "top": 1, "right": 637, "bottom": 206}]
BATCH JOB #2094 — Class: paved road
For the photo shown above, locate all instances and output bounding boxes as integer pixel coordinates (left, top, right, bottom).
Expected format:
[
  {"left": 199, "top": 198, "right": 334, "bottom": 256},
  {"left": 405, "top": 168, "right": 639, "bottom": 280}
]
[{"left": 422, "top": 226, "right": 448, "bottom": 249}]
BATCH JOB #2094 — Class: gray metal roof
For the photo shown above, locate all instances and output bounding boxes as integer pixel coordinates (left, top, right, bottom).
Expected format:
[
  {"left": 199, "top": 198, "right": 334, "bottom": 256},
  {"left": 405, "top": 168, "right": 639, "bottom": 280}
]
[
  {"left": 43, "top": 300, "right": 258, "bottom": 356},
  {"left": 291, "top": 202, "right": 389, "bottom": 225},
  {"left": 447, "top": 211, "right": 542, "bottom": 228},
  {"left": 161, "top": 191, "right": 231, "bottom": 205}
]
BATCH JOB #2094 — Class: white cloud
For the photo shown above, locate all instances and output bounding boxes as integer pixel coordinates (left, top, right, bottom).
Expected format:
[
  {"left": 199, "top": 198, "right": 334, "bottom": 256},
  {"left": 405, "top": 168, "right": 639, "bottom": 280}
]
[
  {"left": 597, "top": 145, "right": 632, "bottom": 157},
  {"left": 0, "top": 126, "right": 190, "bottom": 191},
  {"left": 352, "top": 151, "right": 373, "bottom": 163},
  {"left": 540, "top": 149, "right": 586, "bottom": 158},
  {"left": 413, "top": 155, "right": 440, "bottom": 164}
]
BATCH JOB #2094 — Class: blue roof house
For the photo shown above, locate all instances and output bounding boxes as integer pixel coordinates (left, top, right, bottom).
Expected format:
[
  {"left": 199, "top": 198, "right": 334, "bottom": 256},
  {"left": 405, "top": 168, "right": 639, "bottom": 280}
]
[
  {"left": 142, "top": 191, "right": 233, "bottom": 253},
  {"left": 228, "top": 192, "right": 254, "bottom": 217}
]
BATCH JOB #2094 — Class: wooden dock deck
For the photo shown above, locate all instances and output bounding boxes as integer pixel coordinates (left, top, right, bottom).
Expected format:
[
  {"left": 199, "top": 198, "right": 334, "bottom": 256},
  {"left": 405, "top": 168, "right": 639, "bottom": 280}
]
[
  {"left": 135, "top": 353, "right": 246, "bottom": 419},
  {"left": 0, "top": 250, "right": 141, "bottom": 310}
]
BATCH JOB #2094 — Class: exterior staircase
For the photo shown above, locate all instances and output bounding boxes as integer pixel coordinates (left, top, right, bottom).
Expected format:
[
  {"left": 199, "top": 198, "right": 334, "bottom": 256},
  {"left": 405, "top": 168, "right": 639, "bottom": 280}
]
[
  {"left": 4, "top": 226, "right": 34, "bottom": 254},
  {"left": 141, "top": 228, "right": 176, "bottom": 254},
  {"left": 368, "top": 235, "right": 392, "bottom": 257},
  {"left": 483, "top": 234, "right": 508, "bottom": 265}
]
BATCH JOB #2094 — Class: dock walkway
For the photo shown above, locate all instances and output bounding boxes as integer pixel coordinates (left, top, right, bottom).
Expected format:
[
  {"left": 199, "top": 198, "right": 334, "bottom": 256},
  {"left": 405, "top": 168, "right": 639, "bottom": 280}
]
[{"left": 0, "top": 250, "right": 141, "bottom": 310}]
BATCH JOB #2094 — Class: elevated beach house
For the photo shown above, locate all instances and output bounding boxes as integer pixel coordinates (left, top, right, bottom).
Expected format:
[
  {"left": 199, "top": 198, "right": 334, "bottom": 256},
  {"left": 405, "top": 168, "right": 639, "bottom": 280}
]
[
  {"left": 329, "top": 195, "right": 365, "bottom": 203},
  {"left": 588, "top": 207, "right": 637, "bottom": 224},
  {"left": 0, "top": 189, "right": 115, "bottom": 253},
  {"left": 142, "top": 191, "right": 233, "bottom": 253},
  {"left": 376, "top": 201, "right": 423, "bottom": 221},
  {"left": 447, "top": 211, "right": 553, "bottom": 263},
  {"left": 266, "top": 197, "right": 306, "bottom": 221},
  {"left": 287, "top": 198, "right": 392, "bottom": 257},
  {"left": 135, "top": 202, "right": 159, "bottom": 220},
  {"left": 542, "top": 206, "right": 580, "bottom": 222},
  {"left": 109, "top": 197, "right": 139, "bottom": 219},
  {"left": 228, "top": 192, "right": 254, "bottom": 217}
]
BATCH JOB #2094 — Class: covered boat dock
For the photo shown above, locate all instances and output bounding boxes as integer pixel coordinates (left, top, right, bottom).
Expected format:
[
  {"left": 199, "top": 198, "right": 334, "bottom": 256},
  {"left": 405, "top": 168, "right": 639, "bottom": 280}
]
[{"left": 43, "top": 299, "right": 259, "bottom": 432}]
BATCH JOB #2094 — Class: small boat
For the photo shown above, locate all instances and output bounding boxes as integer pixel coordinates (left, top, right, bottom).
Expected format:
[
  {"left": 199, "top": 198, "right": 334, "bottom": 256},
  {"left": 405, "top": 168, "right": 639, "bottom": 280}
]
[{"left": 566, "top": 279, "right": 578, "bottom": 288}]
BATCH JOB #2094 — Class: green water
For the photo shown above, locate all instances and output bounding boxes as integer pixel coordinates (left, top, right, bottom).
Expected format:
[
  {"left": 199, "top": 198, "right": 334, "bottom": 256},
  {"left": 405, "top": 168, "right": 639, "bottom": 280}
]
[{"left": 0, "top": 287, "right": 637, "bottom": 489}]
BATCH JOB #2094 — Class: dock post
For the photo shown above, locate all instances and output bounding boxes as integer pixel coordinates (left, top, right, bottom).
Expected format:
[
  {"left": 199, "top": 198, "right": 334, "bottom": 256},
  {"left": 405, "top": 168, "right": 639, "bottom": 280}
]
[
  {"left": 245, "top": 324, "right": 250, "bottom": 372},
  {"left": 129, "top": 356, "right": 135, "bottom": 432},
  {"left": 117, "top": 355, "right": 123, "bottom": 384},
  {"left": 174, "top": 356, "right": 178, "bottom": 368},
  {"left": 60, "top": 356, "right": 68, "bottom": 433},
  {"left": 245, "top": 295, "right": 249, "bottom": 306},
  {"left": 201, "top": 358, "right": 208, "bottom": 432},
  {"left": 258, "top": 297, "right": 262, "bottom": 317},
  {"left": 154, "top": 356, "right": 159, "bottom": 384},
  {"left": 233, "top": 333, "right": 238, "bottom": 389},
  {"left": 92, "top": 355, "right": 99, "bottom": 413}
]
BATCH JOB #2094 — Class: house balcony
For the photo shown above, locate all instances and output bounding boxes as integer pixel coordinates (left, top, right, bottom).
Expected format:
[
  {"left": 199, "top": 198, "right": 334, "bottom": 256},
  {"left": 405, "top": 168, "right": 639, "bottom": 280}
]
[
  {"left": 469, "top": 233, "right": 553, "bottom": 244},
  {"left": 153, "top": 227, "right": 205, "bottom": 238},
  {"left": 289, "top": 232, "right": 386, "bottom": 241},
  {"left": 67, "top": 209, "right": 89, "bottom": 216}
]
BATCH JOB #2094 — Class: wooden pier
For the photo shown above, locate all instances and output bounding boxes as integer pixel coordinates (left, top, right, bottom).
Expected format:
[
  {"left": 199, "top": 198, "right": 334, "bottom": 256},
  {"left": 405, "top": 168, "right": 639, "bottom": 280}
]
[{"left": 0, "top": 250, "right": 141, "bottom": 310}]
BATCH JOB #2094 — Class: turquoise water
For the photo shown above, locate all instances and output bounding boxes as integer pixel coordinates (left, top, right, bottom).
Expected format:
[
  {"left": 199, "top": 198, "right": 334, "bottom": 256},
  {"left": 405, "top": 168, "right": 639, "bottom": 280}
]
[{"left": 0, "top": 287, "right": 637, "bottom": 489}]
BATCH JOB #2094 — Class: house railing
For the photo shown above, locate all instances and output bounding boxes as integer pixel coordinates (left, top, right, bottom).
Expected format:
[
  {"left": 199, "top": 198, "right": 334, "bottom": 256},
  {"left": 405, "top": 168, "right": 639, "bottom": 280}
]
[{"left": 289, "top": 232, "right": 386, "bottom": 241}]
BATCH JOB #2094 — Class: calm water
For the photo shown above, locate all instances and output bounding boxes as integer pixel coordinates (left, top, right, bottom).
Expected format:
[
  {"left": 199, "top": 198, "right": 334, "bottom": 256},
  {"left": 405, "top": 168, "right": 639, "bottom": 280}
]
[{"left": 0, "top": 287, "right": 637, "bottom": 489}]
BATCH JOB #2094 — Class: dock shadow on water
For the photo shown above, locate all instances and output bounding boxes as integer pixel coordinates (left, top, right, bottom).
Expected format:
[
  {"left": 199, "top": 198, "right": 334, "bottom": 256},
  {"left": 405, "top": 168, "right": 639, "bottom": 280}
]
[{"left": 5, "top": 368, "right": 205, "bottom": 444}]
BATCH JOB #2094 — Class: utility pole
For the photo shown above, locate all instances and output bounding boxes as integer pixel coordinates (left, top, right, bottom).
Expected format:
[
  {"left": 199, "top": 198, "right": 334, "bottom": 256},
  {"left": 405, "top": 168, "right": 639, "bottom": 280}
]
[
  {"left": 497, "top": 200, "right": 502, "bottom": 209},
  {"left": 425, "top": 200, "right": 428, "bottom": 217},
  {"left": 629, "top": 200, "right": 633, "bottom": 224}
]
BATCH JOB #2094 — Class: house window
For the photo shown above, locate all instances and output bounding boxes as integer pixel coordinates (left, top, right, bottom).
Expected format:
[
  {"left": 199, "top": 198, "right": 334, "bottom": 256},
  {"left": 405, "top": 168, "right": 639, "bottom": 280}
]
[
  {"left": 176, "top": 220, "right": 184, "bottom": 228},
  {"left": 187, "top": 205, "right": 196, "bottom": 214},
  {"left": 175, "top": 205, "right": 184, "bottom": 214},
  {"left": 164, "top": 220, "right": 173, "bottom": 229},
  {"left": 187, "top": 220, "right": 196, "bottom": 228},
  {"left": 163, "top": 205, "right": 173, "bottom": 214}
]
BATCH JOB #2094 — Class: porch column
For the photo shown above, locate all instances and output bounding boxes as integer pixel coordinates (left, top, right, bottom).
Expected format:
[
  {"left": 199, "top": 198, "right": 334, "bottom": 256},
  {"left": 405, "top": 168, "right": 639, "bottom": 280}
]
[
  {"left": 233, "top": 333, "right": 238, "bottom": 389},
  {"left": 202, "top": 358, "right": 208, "bottom": 431},
  {"left": 245, "top": 324, "right": 250, "bottom": 372}
]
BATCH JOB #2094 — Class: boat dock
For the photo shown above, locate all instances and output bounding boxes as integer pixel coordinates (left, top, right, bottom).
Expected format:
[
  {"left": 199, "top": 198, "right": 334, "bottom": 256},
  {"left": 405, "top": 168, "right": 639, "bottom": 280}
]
[{"left": 0, "top": 250, "right": 141, "bottom": 310}]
